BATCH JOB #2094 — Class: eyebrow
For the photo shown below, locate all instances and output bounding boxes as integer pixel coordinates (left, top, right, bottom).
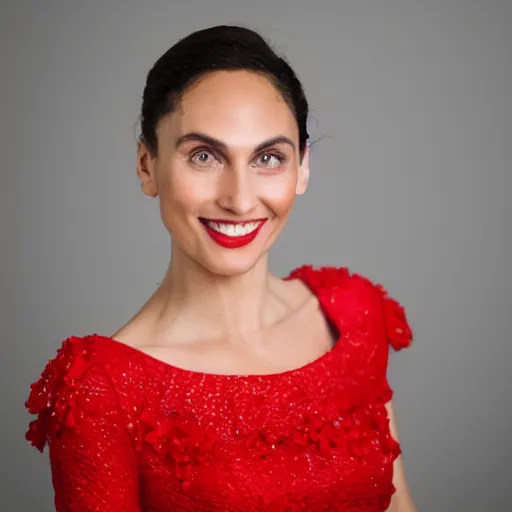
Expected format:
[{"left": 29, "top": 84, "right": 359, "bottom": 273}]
[{"left": 174, "top": 132, "right": 297, "bottom": 153}]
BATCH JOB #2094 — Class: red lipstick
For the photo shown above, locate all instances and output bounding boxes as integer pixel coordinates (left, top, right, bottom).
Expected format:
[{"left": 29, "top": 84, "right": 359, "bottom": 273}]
[{"left": 199, "top": 218, "right": 267, "bottom": 249}]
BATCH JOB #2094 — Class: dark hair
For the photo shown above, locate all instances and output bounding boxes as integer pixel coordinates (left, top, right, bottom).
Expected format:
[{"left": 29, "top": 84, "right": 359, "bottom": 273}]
[{"left": 140, "top": 25, "right": 309, "bottom": 159}]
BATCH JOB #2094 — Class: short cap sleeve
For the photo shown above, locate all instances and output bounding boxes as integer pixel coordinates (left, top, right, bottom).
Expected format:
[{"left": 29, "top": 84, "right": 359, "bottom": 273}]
[{"left": 24, "top": 336, "right": 119, "bottom": 452}]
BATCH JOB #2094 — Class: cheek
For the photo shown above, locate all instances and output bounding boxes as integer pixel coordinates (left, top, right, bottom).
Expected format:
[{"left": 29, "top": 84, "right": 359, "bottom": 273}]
[
  {"left": 158, "top": 172, "right": 209, "bottom": 240},
  {"left": 159, "top": 167, "right": 213, "bottom": 216},
  {"left": 259, "top": 174, "right": 298, "bottom": 216}
]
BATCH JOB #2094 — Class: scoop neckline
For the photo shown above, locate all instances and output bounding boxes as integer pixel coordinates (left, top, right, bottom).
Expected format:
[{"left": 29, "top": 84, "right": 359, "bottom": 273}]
[{"left": 92, "top": 272, "right": 343, "bottom": 380}]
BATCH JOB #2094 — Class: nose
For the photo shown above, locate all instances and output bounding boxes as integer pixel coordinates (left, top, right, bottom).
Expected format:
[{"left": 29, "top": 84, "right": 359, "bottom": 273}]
[{"left": 217, "top": 167, "right": 257, "bottom": 215}]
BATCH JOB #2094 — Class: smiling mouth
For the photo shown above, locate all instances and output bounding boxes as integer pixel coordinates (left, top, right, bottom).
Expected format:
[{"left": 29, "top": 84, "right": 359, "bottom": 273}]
[
  {"left": 199, "top": 218, "right": 265, "bottom": 236},
  {"left": 199, "top": 218, "right": 268, "bottom": 248}
]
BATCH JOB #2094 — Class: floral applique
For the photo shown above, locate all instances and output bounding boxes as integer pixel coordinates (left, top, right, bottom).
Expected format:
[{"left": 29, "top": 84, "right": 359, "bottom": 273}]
[
  {"left": 376, "top": 285, "right": 413, "bottom": 350},
  {"left": 292, "top": 412, "right": 344, "bottom": 456},
  {"left": 25, "top": 336, "right": 97, "bottom": 452},
  {"left": 233, "top": 418, "right": 288, "bottom": 459},
  {"left": 232, "top": 393, "right": 399, "bottom": 465},
  {"left": 140, "top": 409, "right": 217, "bottom": 492},
  {"left": 297, "top": 402, "right": 399, "bottom": 462}
]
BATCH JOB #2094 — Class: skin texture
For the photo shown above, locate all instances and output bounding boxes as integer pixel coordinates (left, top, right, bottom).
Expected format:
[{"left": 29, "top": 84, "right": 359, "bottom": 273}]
[{"left": 125, "top": 69, "right": 417, "bottom": 511}]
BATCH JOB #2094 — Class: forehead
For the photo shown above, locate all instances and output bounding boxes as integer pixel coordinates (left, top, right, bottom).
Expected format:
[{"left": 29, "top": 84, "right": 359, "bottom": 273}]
[{"left": 159, "top": 70, "right": 299, "bottom": 147}]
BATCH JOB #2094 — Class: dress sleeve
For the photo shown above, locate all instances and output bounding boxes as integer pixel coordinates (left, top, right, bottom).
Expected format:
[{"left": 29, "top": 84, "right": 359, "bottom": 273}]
[
  {"left": 25, "top": 337, "right": 141, "bottom": 512},
  {"left": 376, "top": 285, "right": 413, "bottom": 351}
]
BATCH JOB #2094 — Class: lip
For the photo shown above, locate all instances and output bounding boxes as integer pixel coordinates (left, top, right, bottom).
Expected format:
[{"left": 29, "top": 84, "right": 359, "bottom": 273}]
[{"left": 199, "top": 217, "right": 268, "bottom": 249}]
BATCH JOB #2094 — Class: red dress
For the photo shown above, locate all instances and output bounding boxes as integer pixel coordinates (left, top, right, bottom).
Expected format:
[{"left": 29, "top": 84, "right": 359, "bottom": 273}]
[{"left": 25, "top": 266, "right": 413, "bottom": 511}]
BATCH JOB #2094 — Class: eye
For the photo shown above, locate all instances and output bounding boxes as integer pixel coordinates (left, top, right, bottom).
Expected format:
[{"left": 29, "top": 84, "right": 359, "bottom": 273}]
[
  {"left": 189, "top": 149, "right": 220, "bottom": 169},
  {"left": 254, "top": 153, "right": 284, "bottom": 169}
]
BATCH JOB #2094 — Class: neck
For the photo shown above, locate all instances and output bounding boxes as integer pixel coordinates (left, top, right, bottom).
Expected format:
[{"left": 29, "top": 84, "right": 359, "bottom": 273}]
[{"left": 148, "top": 245, "right": 289, "bottom": 344}]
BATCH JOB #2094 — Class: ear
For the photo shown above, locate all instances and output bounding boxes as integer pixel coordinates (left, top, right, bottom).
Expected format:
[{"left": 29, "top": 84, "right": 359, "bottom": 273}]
[
  {"left": 296, "top": 144, "right": 310, "bottom": 195},
  {"left": 136, "top": 139, "right": 159, "bottom": 198}
]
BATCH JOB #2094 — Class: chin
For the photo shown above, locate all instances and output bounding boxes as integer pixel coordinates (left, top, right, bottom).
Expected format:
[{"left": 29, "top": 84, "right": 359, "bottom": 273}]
[
  {"left": 198, "top": 251, "right": 266, "bottom": 278},
  {"left": 169, "top": 221, "right": 281, "bottom": 277}
]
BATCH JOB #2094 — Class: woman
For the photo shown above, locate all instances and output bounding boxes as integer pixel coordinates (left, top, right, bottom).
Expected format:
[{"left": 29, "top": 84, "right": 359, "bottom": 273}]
[{"left": 25, "top": 25, "right": 417, "bottom": 511}]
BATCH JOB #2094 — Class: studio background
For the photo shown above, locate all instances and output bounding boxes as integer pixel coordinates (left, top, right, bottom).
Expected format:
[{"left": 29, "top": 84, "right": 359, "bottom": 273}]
[{"left": 2, "top": 0, "right": 511, "bottom": 510}]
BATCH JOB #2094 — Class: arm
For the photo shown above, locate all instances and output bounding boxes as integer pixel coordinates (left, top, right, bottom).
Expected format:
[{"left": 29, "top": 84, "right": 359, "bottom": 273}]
[
  {"left": 25, "top": 343, "right": 141, "bottom": 512},
  {"left": 385, "top": 400, "right": 418, "bottom": 512},
  {"left": 49, "top": 371, "right": 141, "bottom": 511}
]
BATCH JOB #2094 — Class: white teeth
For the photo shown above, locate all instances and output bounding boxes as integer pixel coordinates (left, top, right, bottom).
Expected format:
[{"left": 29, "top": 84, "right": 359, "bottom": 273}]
[{"left": 206, "top": 221, "right": 262, "bottom": 237}]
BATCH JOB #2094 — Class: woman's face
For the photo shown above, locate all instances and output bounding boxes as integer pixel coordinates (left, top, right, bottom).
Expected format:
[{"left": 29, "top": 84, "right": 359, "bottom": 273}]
[{"left": 137, "top": 70, "right": 309, "bottom": 276}]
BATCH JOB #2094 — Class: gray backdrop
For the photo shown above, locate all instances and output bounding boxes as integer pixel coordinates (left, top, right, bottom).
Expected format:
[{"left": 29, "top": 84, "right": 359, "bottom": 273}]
[{"left": 2, "top": 0, "right": 511, "bottom": 510}]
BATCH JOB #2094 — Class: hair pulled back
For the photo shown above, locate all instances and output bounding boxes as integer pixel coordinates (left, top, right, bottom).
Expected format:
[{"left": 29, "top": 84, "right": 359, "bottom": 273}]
[{"left": 140, "top": 25, "right": 309, "bottom": 158}]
